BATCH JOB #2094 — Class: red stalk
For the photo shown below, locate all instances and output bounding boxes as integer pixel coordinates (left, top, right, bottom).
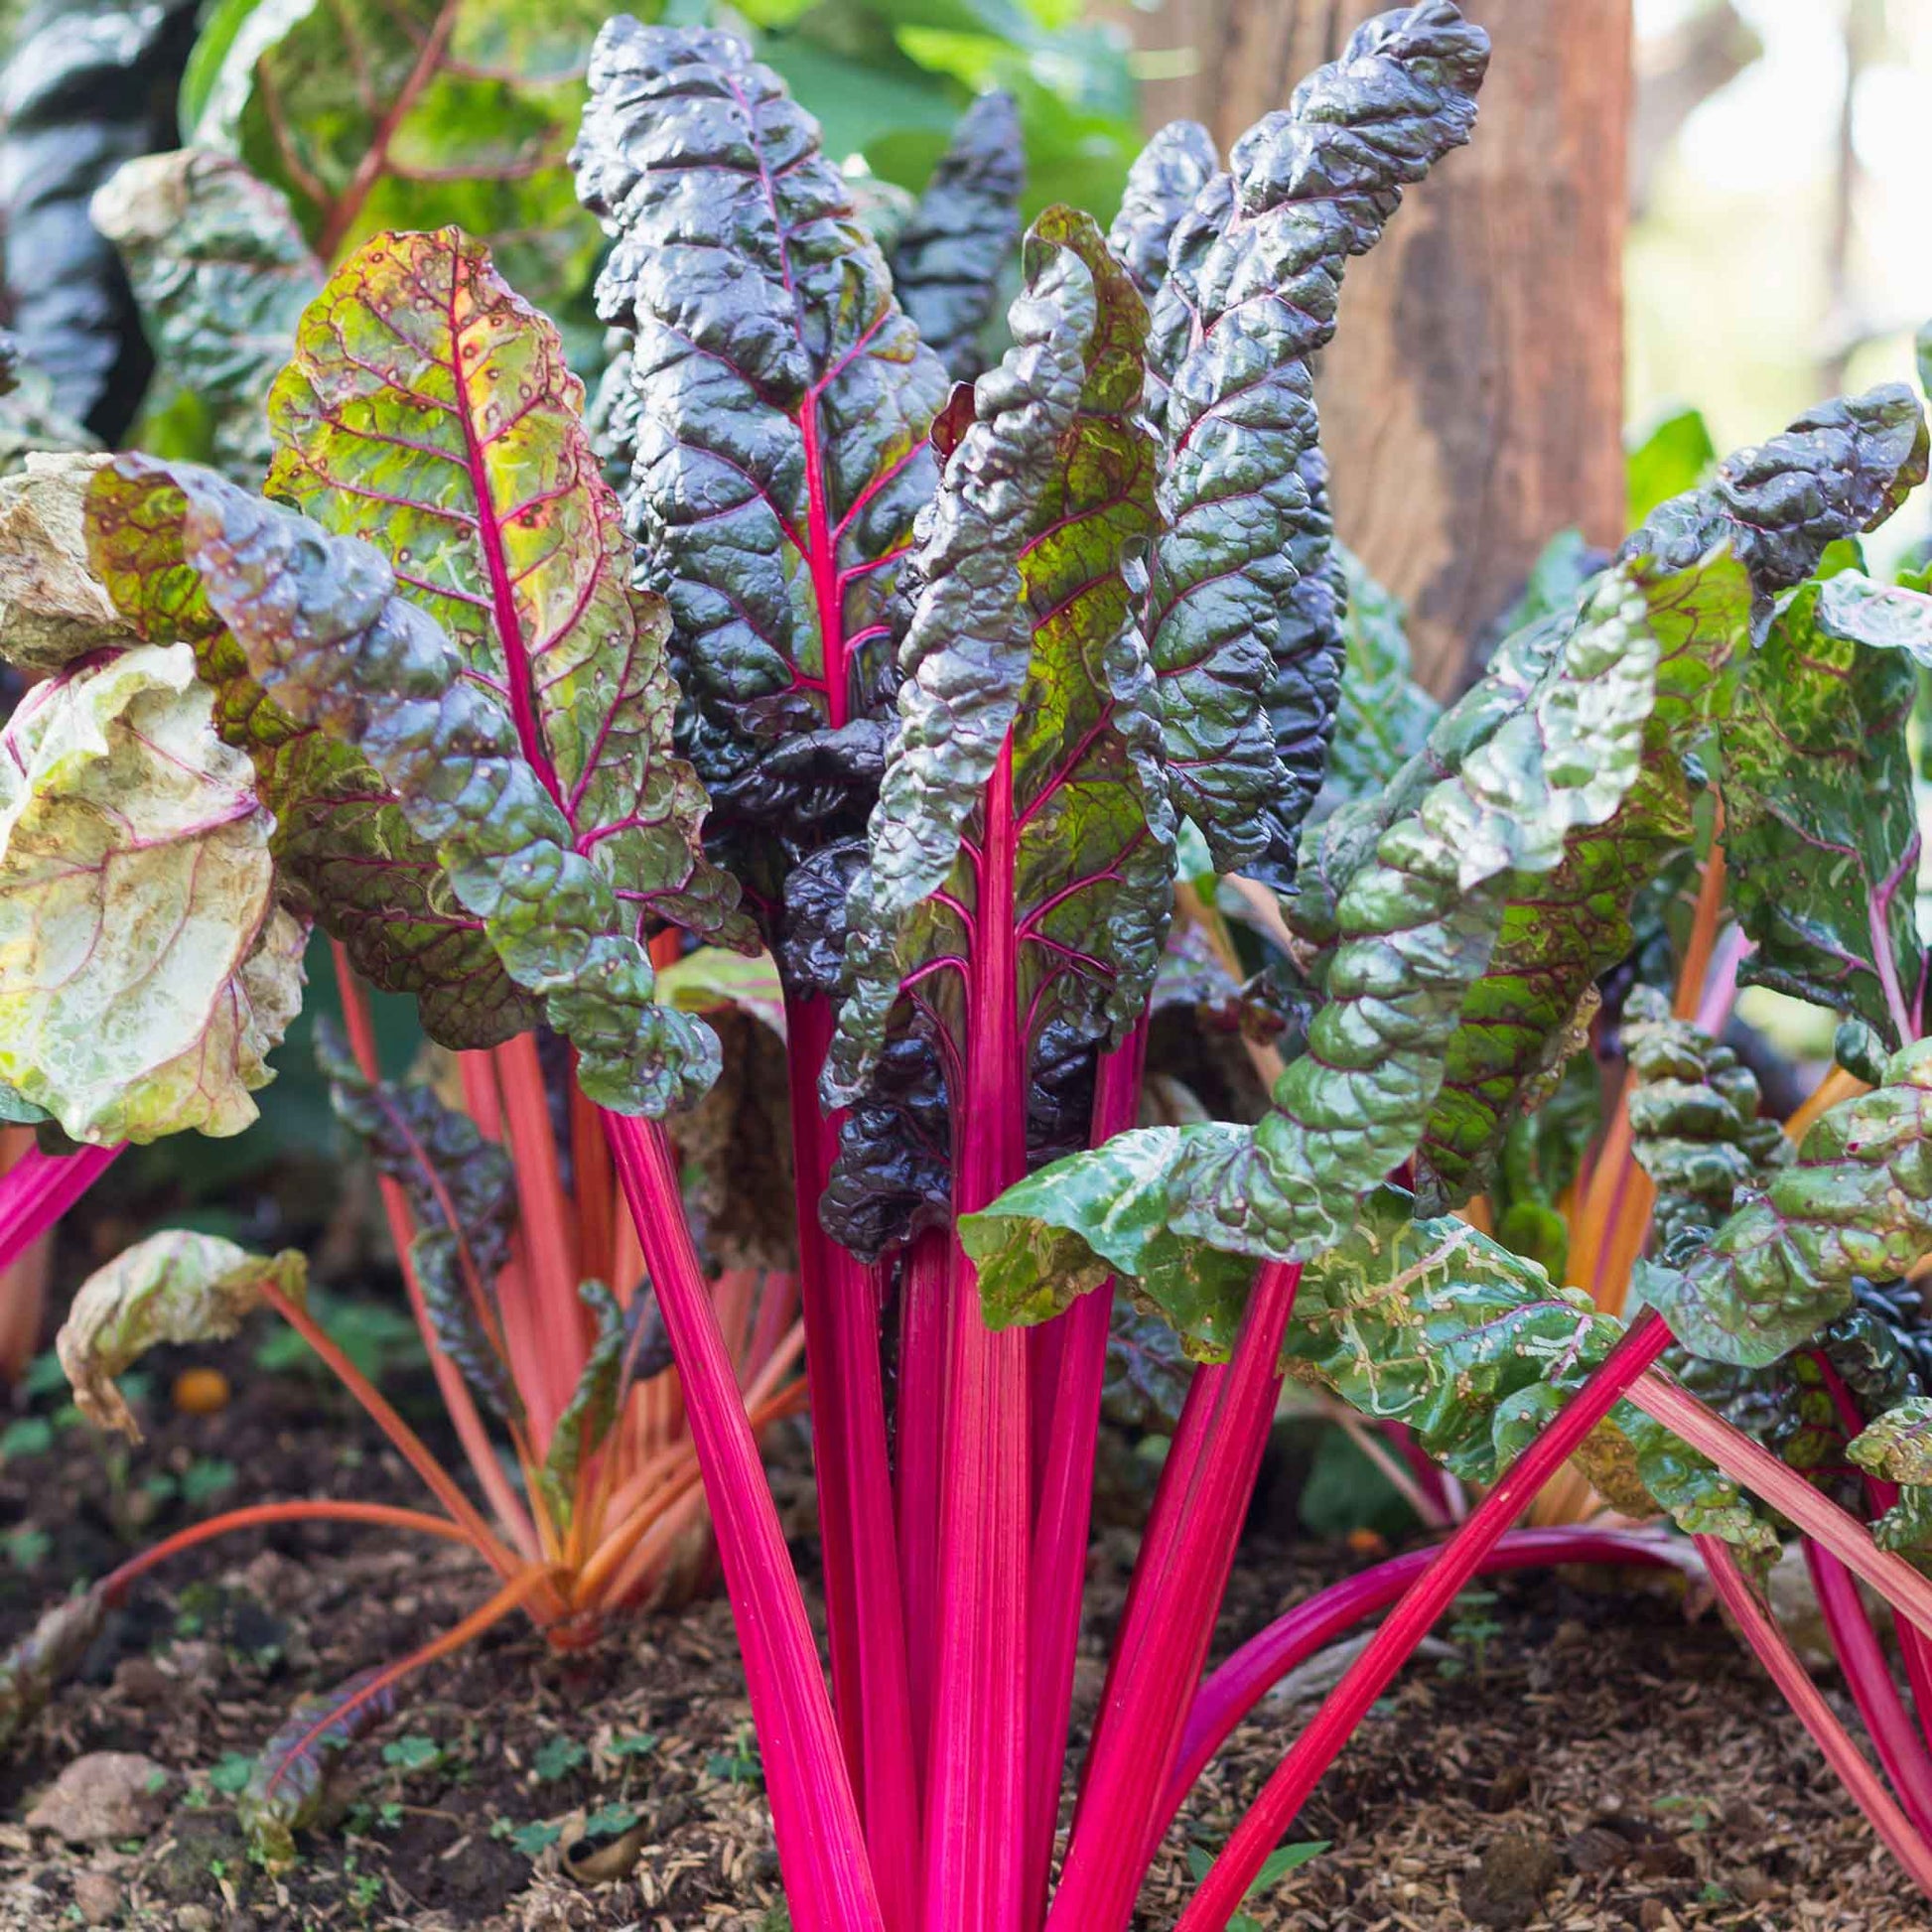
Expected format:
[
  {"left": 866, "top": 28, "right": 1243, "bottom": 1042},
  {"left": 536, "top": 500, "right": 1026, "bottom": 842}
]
[
  {"left": 1699, "top": 1535, "right": 1932, "bottom": 1897},
  {"left": 1807, "top": 1539, "right": 1932, "bottom": 1838},
  {"left": 786, "top": 990, "right": 921, "bottom": 1932},
  {"left": 897, "top": 1224, "right": 951, "bottom": 1774},
  {"left": 0, "top": 1140, "right": 120, "bottom": 1275},
  {"left": 1021, "top": 1030, "right": 1150, "bottom": 1920},
  {"left": 1165, "top": 1528, "right": 1694, "bottom": 1821},
  {"left": 603, "top": 1109, "right": 883, "bottom": 1932},
  {"left": 925, "top": 740, "right": 1032, "bottom": 1931},
  {"left": 1174, "top": 1310, "right": 1673, "bottom": 1931},
  {"left": 1048, "top": 1260, "right": 1301, "bottom": 1932}
]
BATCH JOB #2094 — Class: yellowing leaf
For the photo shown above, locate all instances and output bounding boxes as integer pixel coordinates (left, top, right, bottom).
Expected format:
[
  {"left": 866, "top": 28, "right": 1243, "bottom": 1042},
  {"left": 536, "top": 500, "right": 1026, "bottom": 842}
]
[
  {"left": 58, "top": 1230, "right": 306, "bottom": 1441},
  {"left": 0, "top": 642, "right": 306, "bottom": 1143},
  {"left": 0, "top": 455, "right": 123, "bottom": 672}
]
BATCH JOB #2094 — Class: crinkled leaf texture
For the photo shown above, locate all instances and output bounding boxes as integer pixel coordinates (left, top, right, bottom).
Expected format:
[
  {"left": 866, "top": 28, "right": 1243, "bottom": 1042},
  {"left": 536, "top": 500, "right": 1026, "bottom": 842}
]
[
  {"left": 186, "top": 0, "right": 609, "bottom": 313},
  {"left": 239, "top": 1666, "right": 398, "bottom": 1870},
  {"left": 90, "top": 149, "right": 323, "bottom": 483},
  {"left": 1850, "top": 1398, "right": 1932, "bottom": 1486},
  {"left": 1721, "top": 575, "right": 1923, "bottom": 1045},
  {"left": 86, "top": 455, "right": 540, "bottom": 1048},
  {"left": 1645, "top": 1035, "right": 1932, "bottom": 1368},
  {"left": 0, "top": 642, "right": 307, "bottom": 1145},
  {"left": 574, "top": 22, "right": 947, "bottom": 907},
  {"left": 57, "top": 1229, "right": 306, "bottom": 1441},
  {"left": 0, "top": 454, "right": 127, "bottom": 671},
  {"left": 87, "top": 458, "right": 718, "bottom": 1116},
  {"left": 891, "top": 90, "right": 1025, "bottom": 382},
  {"left": 318, "top": 1021, "right": 519, "bottom": 1420},
  {"left": 266, "top": 226, "right": 751, "bottom": 955},
  {"left": 1105, "top": 119, "right": 1218, "bottom": 310},
  {"left": 1144, "top": 1, "right": 1488, "bottom": 886},
  {"left": 826, "top": 207, "right": 1173, "bottom": 1128}
]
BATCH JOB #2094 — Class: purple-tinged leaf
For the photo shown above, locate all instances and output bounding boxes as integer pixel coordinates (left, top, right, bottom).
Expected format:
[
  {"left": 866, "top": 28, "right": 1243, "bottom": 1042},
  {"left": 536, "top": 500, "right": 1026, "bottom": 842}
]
[
  {"left": 0, "top": 1587, "right": 107, "bottom": 1754},
  {"left": 267, "top": 227, "right": 753, "bottom": 956},
  {"left": 1106, "top": 120, "right": 1218, "bottom": 311},
  {"left": 239, "top": 1666, "right": 400, "bottom": 1869},
  {"left": 892, "top": 91, "right": 1025, "bottom": 382},
  {"left": 1144, "top": 2, "right": 1488, "bottom": 886}
]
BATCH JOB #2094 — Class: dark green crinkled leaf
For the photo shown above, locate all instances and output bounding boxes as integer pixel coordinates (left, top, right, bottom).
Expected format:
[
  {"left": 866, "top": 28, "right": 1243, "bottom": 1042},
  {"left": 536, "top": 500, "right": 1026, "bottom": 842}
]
[
  {"left": 186, "top": 0, "right": 609, "bottom": 316},
  {"left": 92, "top": 457, "right": 718, "bottom": 1116},
  {"left": 1104, "top": 1296, "right": 1192, "bottom": 1434},
  {"left": 1645, "top": 1035, "right": 1932, "bottom": 1367},
  {"left": 0, "top": 1587, "right": 107, "bottom": 1755},
  {"left": 1619, "top": 385, "right": 1929, "bottom": 630},
  {"left": 1311, "top": 546, "right": 1438, "bottom": 820},
  {"left": 532, "top": 1281, "right": 626, "bottom": 1530},
  {"left": 239, "top": 1667, "right": 399, "bottom": 1870},
  {"left": 1105, "top": 118, "right": 1217, "bottom": 309},
  {"left": 0, "top": 0, "right": 199, "bottom": 434},
  {"left": 1624, "top": 986, "right": 1790, "bottom": 1265},
  {"left": 827, "top": 207, "right": 1173, "bottom": 1123},
  {"left": 317, "top": 1021, "right": 519, "bottom": 1420},
  {"left": 573, "top": 22, "right": 947, "bottom": 909},
  {"left": 1284, "top": 1188, "right": 1775, "bottom": 1560},
  {"left": 89, "top": 149, "right": 323, "bottom": 483},
  {"left": 1173, "top": 552, "right": 1740, "bottom": 1264},
  {"left": 1721, "top": 576, "right": 1923, "bottom": 1045},
  {"left": 266, "top": 227, "right": 752, "bottom": 956},
  {"left": 890, "top": 90, "right": 1024, "bottom": 382},
  {"left": 1144, "top": 2, "right": 1488, "bottom": 886},
  {"left": 85, "top": 456, "right": 540, "bottom": 1048}
]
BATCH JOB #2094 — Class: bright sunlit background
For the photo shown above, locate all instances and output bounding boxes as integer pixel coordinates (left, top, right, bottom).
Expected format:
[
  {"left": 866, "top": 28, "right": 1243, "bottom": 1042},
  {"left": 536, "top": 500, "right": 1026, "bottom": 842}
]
[{"left": 1630, "top": 0, "right": 1932, "bottom": 562}]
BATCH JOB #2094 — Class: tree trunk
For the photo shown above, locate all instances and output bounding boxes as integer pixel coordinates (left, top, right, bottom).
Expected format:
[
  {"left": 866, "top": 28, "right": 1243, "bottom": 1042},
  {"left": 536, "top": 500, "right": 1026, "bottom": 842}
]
[{"left": 1126, "top": 0, "right": 1632, "bottom": 693}]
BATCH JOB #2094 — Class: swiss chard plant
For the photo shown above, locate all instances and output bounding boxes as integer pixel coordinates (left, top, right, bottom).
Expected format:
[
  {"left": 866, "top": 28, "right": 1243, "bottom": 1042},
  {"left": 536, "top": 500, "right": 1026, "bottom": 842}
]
[{"left": 7, "top": 4, "right": 1932, "bottom": 1922}]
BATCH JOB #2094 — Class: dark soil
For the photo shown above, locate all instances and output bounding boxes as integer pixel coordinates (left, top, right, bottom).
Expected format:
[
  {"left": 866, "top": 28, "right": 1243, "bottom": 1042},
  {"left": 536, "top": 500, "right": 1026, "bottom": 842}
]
[{"left": 1, "top": 1312, "right": 1923, "bottom": 1931}]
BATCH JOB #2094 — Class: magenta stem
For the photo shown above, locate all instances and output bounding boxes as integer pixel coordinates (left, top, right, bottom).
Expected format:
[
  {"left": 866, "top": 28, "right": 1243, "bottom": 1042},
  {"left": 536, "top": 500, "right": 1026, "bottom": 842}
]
[
  {"left": 603, "top": 1111, "right": 882, "bottom": 1932},
  {"left": 1174, "top": 1309, "right": 1673, "bottom": 1932},
  {"left": 1806, "top": 1539, "right": 1932, "bottom": 1840},
  {"left": 897, "top": 1225, "right": 951, "bottom": 1778},
  {"left": 1047, "top": 1259, "right": 1302, "bottom": 1932},
  {"left": 0, "top": 1141, "right": 121, "bottom": 1273},
  {"left": 1165, "top": 1527, "right": 1695, "bottom": 1823},
  {"left": 784, "top": 994, "right": 920, "bottom": 1930},
  {"left": 1021, "top": 1030, "right": 1149, "bottom": 1921},
  {"left": 1700, "top": 1535, "right": 1932, "bottom": 1898}
]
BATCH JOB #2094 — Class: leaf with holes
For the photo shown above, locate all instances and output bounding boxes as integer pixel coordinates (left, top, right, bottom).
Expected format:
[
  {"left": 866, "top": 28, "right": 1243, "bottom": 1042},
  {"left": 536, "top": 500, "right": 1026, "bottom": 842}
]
[
  {"left": 266, "top": 226, "right": 751, "bottom": 954},
  {"left": 85, "top": 453, "right": 541, "bottom": 1047},
  {"left": 184, "top": 0, "right": 609, "bottom": 312},
  {"left": 573, "top": 22, "right": 948, "bottom": 914}
]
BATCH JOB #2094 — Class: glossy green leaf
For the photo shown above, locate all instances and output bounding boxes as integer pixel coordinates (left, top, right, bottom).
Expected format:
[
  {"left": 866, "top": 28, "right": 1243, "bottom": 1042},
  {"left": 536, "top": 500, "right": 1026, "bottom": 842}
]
[
  {"left": 89, "top": 149, "right": 323, "bottom": 483},
  {"left": 85, "top": 455, "right": 541, "bottom": 1048},
  {"left": 828, "top": 206, "right": 1173, "bottom": 1119},
  {"left": 1814, "top": 570, "right": 1932, "bottom": 665},
  {"left": 0, "top": 643, "right": 307, "bottom": 1144},
  {"left": 1848, "top": 1398, "right": 1932, "bottom": 1486},
  {"left": 1645, "top": 1035, "right": 1932, "bottom": 1366},
  {"left": 57, "top": 1230, "right": 305, "bottom": 1440},
  {"left": 317, "top": 1021, "right": 518, "bottom": 1419},
  {"left": 1721, "top": 576, "right": 1923, "bottom": 1044},
  {"left": 186, "top": 0, "right": 608, "bottom": 311},
  {"left": 266, "top": 226, "right": 751, "bottom": 954},
  {"left": 891, "top": 90, "right": 1024, "bottom": 381},
  {"left": 1144, "top": 4, "right": 1488, "bottom": 886},
  {"left": 239, "top": 1666, "right": 399, "bottom": 1869},
  {"left": 1626, "top": 404, "right": 1716, "bottom": 530},
  {"left": 88, "top": 458, "right": 718, "bottom": 1116},
  {"left": 1488, "top": 1046, "right": 1601, "bottom": 1281},
  {"left": 575, "top": 22, "right": 948, "bottom": 908}
]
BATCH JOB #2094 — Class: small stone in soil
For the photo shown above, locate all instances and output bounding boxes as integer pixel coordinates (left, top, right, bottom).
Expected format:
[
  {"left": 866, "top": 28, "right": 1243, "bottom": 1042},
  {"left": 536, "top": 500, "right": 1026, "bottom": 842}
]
[
  {"left": 1462, "top": 1828, "right": 1561, "bottom": 1930},
  {"left": 69, "top": 1871, "right": 121, "bottom": 1925},
  {"left": 25, "top": 1754, "right": 171, "bottom": 1846}
]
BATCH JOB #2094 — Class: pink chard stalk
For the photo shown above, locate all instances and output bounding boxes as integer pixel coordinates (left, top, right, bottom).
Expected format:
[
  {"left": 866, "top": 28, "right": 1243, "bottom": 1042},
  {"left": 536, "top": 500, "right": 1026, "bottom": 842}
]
[{"left": 9, "top": 0, "right": 1932, "bottom": 1923}]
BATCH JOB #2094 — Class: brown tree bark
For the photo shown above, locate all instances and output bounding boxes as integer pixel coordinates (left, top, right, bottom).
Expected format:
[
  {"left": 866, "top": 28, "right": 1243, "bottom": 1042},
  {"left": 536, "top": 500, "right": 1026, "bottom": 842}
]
[{"left": 1123, "top": 0, "right": 1632, "bottom": 693}]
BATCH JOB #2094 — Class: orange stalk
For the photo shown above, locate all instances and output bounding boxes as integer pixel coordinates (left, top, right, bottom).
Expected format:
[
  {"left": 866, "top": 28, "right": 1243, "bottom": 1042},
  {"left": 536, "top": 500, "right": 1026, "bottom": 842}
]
[
  {"left": 257, "top": 1280, "right": 523, "bottom": 1580},
  {"left": 1786, "top": 1062, "right": 1868, "bottom": 1143},
  {"left": 329, "top": 946, "right": 539, "bottom": 1559}
]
